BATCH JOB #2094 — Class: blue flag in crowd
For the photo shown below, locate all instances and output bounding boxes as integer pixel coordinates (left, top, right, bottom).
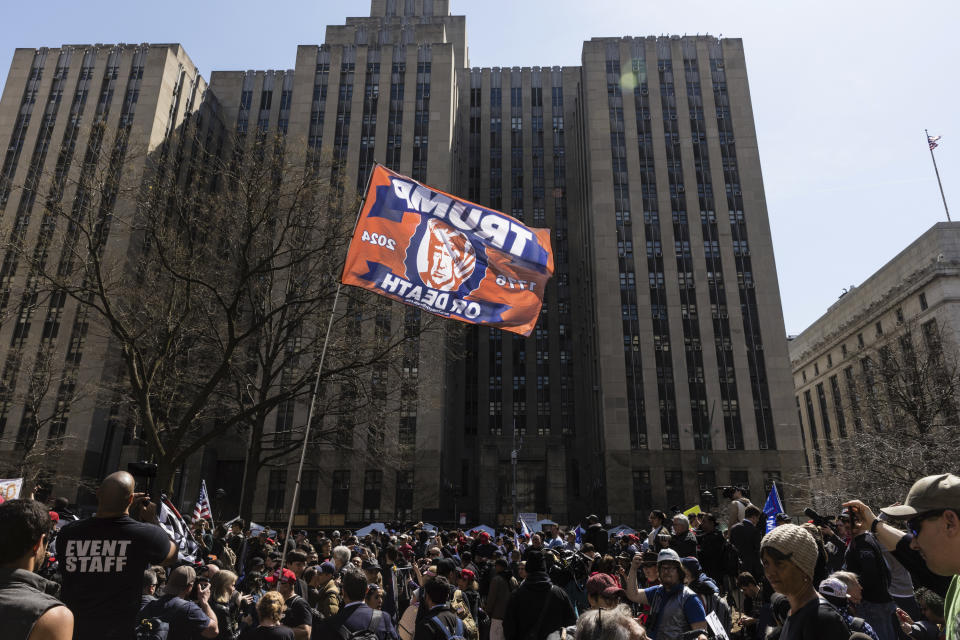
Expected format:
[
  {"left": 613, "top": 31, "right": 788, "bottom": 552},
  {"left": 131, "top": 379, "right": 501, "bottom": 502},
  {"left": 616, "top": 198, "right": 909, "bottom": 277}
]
[
  {"left": 575, "top": 525, "right": 585, "bottom": 545},
  {"left": 763, "top": 482, "right": 784, "bottom": 534}
]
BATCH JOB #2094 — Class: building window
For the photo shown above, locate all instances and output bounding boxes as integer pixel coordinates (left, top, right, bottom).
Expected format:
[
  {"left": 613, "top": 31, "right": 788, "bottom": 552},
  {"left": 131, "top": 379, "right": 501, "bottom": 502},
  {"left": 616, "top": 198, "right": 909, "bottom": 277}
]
[
  {"left": 841, "top": 344, "right": 848, "bottom": 357},
  {"left": 827, "top": 353, "right": 833, "bottom": 368},
  {"left": 363, "top": 470, "right": 382, "bottom": 519},
  {"left": 267, "top": 470, "right": 287, "bottom": 516},
  {"left": 875, "top": 321, "right": 883, "bottom": 337},
  {"left": 896, "top": 307, "right": 904, "bottom": 323},
  {"left": 919, "top": 292, "right": 928, "bottom": 311},
  {"left": 632, "top": 469, "right": 651, "bottom": 513},
  {"left": 330, "top": 470, "right": 350, "bottom": 515},
  {"left": 664, "top": 470, "right": 685, "bottom": 510},
  {"left": 857, "top": 333, "right": 864, "bottom": 348},
  {"left": 298, "top": 470, "right": 318, "bottom": 514}
]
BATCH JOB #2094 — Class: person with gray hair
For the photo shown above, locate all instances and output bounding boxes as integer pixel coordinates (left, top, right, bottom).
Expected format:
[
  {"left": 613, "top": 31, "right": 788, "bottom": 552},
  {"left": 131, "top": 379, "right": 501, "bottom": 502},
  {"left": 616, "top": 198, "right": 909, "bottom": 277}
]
[
  {"left": 669, "top": 515, "right": 697, "bottom": 558},
  {"left": 141, "top": 569, "right": 158, "bottom": 609},
  {"left": 331, "top": 545, "right": 352, "bottom": 572},
  {"left": 575, "top": 605, "right": 650, "bottom": 640}
]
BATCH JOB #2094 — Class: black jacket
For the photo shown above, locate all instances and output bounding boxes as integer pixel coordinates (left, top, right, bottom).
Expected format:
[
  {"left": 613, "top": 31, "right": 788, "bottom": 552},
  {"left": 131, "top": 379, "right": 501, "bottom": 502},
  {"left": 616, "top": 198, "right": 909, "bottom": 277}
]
[
  {"left": 696, "top": 529, "right": 726, "bottom": 583},
  {"left": 584, "top": 524, "right": 608, "bottom": 555},
  {"left": 414, "top": 605, "right": 461, "bottom": 640},
  {"left": 313, "top": 602, "right": 398, "bottom": 640},
  {"left": 669, "top": 530, "right": 698, "bottom": 558},
  {"left": 844, "top": 533, "right": 891, "bottom": 604},
  {"left": 502, "top": 572, "right": 576, "bottom": 640},
  {"left": 729, "top": 520, "right": 763, "bottom": 578}
]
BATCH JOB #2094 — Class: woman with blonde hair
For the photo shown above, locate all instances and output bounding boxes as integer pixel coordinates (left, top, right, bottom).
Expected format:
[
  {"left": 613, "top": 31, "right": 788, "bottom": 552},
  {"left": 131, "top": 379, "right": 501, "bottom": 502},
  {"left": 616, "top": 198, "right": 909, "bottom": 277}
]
[
  {"left": 239, "top": 591, "right": 293, "bottom": 640},
  {"left": 211, "top": 569, "right": 249, "bottom": 640}
]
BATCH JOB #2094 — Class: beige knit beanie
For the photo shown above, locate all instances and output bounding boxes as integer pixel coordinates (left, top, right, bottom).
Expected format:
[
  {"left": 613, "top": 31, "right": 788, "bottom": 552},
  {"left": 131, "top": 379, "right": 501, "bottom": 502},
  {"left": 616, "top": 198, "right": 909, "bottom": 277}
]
[{"left": 760, "top": 523, "right": 818, "bottom": 581}]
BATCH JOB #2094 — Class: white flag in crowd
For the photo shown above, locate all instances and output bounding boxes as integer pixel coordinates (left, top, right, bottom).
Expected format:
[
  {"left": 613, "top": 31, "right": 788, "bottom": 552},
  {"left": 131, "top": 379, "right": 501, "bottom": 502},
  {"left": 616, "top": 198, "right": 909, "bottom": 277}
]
[
  {"left": 159, "top": 496, "right": 199, "bottom": 562},
  {"left": 192, "top": 480, "right": 213, "bottom": 528}
]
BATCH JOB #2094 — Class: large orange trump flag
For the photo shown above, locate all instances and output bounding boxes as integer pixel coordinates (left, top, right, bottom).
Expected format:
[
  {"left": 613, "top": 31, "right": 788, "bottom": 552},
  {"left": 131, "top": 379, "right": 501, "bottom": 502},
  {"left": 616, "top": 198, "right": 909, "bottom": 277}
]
[{"left": 341, "top": 165, "right": 554, "bottom": 336}]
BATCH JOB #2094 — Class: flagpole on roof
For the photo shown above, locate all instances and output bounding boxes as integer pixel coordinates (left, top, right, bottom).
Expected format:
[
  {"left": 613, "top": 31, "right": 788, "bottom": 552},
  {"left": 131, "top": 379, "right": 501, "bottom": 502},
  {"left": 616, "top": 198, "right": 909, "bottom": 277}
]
[{"left": 926, "top": 129, "right": 951, "bottom": 222}]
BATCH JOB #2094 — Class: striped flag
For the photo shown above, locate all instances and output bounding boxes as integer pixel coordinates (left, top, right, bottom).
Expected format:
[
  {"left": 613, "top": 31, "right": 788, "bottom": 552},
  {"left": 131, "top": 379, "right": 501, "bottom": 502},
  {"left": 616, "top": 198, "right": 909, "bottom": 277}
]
[
  {"left": 929, "top": 134, "right": 942, "bottom": 151},
  {"left": 192, "top": 480, "right": 213, "bottom": 527},
  {"left": 159, "top": 495, "right": 199, "bottom": 562}
]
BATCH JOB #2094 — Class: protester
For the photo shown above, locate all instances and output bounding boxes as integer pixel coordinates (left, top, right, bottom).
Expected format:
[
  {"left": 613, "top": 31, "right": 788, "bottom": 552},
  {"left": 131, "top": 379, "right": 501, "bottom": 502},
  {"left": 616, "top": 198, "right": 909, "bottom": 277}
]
[
  {"left": 142, "top": 569, "right": 159, "bottom": 608},
  {"left": 55, "top": 470, "right": 177, "bottom": 640},
  {"left": 241, "top": 591, "right": 294, "bottom": 640},
  {"left": 624, "top": 548, "right": 708, "bottom": 639},
  {"left": 818, "top": 576, "right": 879, "bottom": 640},
  {"left": 726, "top": 487, "right": 752, "bottom": 531},
  {"left": 267, "top": 568, "right": 312, "bottom": 640},
  {"left": 669, "top": 515, "right": 698, "bottom": 558},
  {"left": 139, "top": 564, "right": 219, "bottom": 638},
  {"left": 211, "top": 569, "right": 247, "bottom": 640},
  {"left": 729, "top": 505, "right": 763, "bottom": 580},
  {"left": 0, "top": 499, "right": 74, "bottom": 640},
  {"left": 585, "top": 573, "right": 625, "bottom": 610},
  {"left": 843, "top": 515, "right": 896, "bottom": 640},
  {"left": 575, "top": 605, "right": 650, "bottom": 640},
  {"left": 759, "top": 524, "right": 849, "bottom": 639},
  {"left": 844, "top": 473, "right": 960, "bottom": 640},
  {"left": 313, "top": 562, "right": 340, "bottom": 619},
  {"left": 502, "top": 551, "right": 576, "bottom": 640},
  {"left": 313, "top": 566, "right": 398, "bottom": 640}
]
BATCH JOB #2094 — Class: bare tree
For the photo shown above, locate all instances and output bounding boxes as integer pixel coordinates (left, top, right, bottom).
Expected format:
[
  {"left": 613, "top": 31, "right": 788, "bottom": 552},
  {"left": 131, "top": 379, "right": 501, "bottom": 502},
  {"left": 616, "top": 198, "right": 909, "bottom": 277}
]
[
  {"left": 0, "top": 346, "right": 90, "bottom": 493},
  {"left": 15, "top": 120, "right": 435, "bottom": 499},
  {"left": 807, "top": 317, "right": 960, "bottom": 511}
]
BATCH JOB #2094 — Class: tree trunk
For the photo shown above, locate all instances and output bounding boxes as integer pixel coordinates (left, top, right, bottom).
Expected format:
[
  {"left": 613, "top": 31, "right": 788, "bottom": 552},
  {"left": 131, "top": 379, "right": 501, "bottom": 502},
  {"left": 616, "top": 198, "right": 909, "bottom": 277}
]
[{"left": 154, "top": 459, "right": 177, "bottom": 501}]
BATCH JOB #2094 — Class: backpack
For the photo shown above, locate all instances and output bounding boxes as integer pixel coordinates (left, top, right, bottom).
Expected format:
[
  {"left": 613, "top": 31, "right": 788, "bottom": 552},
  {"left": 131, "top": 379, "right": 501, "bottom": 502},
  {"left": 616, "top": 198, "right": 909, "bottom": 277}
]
[
  {"left": 450, "top": 590, "right": 479, "bottom": 640},
  {"left": 338, "top": 609, "right": 383, "bottom": 640},
  {"left": 721, "top": 540, "right": 741, "bottom": 578},
  {"left": 135, "top": 617, "right": 169, "bottom": 640},
  {"left": 432, "top": 615, "right": 467, "bottom": 640}
]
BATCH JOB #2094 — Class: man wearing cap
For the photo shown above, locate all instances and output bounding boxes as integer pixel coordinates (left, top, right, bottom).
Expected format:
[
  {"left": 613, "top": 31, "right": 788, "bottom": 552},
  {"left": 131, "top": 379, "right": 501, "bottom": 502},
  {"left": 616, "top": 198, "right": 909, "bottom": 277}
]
[
  {"left": 818, "top": 576, "right": 879, "bottom": 640},
  {"left": 625, "top": 548, "right": 707, "bottom": 640},
  {"left": 139, "top": 565, "right": 219, "bottom": 639},
  {"left": 586, "top": 573, "right": 626, "bottom": 610},
  {"left": 315, "top": 562, "right": 341, "bottom": 619},
  {"left": 269, "top": 567, "right": 312, "bottom": 640},
  {"left": 844, "top": 473, "right": 960, "bottom": 640},
  {"left": 758, "top": 524, "right": 849, "bottom": 640},
  {"left": 486, "top": 558, "right": 517, "bottom": 640}
]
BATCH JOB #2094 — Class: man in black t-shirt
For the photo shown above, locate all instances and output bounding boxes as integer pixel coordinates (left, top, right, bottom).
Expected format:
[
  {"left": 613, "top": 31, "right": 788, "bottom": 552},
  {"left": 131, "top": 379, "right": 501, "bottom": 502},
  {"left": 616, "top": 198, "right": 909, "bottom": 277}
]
[
  {"left": 269, "top": 567, "right": 313, "bottom": 640},
  {"left": 55, "top": 471, "right": 177, "bottom": 640},
  {"left": 139, "top": 564, "right": 218, "bottom": 638}
]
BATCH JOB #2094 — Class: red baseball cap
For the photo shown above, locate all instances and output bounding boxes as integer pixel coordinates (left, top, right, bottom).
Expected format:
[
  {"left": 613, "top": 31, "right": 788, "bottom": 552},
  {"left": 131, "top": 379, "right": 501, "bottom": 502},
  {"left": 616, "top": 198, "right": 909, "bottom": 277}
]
[
  {"left": 586, "top": 573, "right": 625, "bottom": 599},
  {"left": 460, "top": 569, "right": 476, "bottom": 581},
  {"left": 265, "top": 568, "right": 297, "bottom": 584}
]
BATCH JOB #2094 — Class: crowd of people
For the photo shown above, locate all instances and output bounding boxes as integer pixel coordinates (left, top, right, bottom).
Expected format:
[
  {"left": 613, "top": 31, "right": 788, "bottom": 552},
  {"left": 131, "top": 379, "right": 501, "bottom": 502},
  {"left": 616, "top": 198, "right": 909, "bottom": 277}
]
[{"left": 1, "top": 470, "right": 958, "bottom": 640}]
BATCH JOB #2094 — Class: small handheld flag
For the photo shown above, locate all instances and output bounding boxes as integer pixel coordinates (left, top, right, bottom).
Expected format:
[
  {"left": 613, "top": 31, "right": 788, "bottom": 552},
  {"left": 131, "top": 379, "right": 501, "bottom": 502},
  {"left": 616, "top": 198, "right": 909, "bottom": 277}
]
[
  {"left": 762, "top": 483, "right": 785, "bottom": 534},
  {"left": 341, "top": 165, "right": 554, "bottom": 336}
]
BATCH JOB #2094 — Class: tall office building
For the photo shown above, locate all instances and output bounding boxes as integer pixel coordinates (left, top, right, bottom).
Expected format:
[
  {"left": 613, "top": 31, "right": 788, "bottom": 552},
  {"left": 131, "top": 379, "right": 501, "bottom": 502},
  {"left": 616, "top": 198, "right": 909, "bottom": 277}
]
[{"left": 0, "top": 0, "right": 803, "bottom": 523}]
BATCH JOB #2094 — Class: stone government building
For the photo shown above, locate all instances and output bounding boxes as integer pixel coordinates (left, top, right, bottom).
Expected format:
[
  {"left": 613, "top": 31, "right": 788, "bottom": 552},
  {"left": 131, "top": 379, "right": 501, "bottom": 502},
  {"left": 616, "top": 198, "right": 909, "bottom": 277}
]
[{"left": 0, "top": 0, "right": 804, "bottom": 525}]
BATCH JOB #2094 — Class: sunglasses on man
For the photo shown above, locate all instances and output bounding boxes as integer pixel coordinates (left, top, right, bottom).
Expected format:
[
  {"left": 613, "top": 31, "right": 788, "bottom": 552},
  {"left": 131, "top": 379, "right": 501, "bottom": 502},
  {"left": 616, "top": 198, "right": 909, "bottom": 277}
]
[{"left": 907, "top": 509, "right": 953, "bottom": 538}]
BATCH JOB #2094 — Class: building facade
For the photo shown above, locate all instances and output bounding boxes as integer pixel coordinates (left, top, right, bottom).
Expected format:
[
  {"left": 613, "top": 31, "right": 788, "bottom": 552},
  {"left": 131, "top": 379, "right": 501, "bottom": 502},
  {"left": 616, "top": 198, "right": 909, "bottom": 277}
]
[
  {"left": 788, "top": 222, "right": 960, "bottom": 500},
  {"left": 0, "top": 0, "right": 803, "bottom": 524}
]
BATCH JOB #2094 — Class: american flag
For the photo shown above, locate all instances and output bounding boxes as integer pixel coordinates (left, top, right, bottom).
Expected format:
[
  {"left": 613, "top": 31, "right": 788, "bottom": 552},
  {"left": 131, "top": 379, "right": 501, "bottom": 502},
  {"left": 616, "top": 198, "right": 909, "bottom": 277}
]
[
  {"left": 192, "top": 480, "right": 213, "bottom": 526},
  {"left": 929, "top": 134, "right": 942, "bottom": 150}
]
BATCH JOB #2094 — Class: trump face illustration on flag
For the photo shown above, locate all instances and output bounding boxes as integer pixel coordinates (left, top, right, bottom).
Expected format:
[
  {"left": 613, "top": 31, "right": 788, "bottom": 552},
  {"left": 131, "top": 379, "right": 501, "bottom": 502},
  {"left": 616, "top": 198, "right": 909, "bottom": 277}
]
[{"left": 417, "top": 218, "right": 477, "bottom": 292}]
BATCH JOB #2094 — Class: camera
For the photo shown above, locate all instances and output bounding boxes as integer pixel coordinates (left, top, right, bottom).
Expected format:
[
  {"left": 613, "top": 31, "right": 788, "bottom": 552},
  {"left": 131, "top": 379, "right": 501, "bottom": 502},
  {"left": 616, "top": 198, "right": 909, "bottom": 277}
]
[
  {"left": 803, "top": 508, "right": 837, "bottom": 532},
  {"left": 718, "top": 485, "right": 749, "bottom": 500},
  {"left": 191, "top": 576, "right": 210, "bottom": 601}
]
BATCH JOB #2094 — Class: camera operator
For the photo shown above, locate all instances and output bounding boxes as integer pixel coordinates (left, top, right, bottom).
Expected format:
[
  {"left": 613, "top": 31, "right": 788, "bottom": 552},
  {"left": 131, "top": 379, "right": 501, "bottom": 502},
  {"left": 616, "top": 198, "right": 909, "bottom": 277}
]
[
  {"left": 139, "top": 565, "right": 219, "bottom": 638},
  {"left": 724, "top": 486, "right": 752, "bottom": 532},
  {"left": 55, "top": 470, "right": 177, "bottom": 640}
]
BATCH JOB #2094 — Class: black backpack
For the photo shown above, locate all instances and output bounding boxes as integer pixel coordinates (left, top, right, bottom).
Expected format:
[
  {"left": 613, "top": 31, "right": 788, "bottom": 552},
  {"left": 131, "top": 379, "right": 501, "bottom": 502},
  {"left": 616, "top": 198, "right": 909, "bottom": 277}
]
[
  {"left": 135, "top": 617, "right": 169, "bottom": 640},
  {"left": 338, "top": 609, "right": 383, "bottom": 640},
  {"left": 721, "top": 540, "right": 742, "bottom": 577}
]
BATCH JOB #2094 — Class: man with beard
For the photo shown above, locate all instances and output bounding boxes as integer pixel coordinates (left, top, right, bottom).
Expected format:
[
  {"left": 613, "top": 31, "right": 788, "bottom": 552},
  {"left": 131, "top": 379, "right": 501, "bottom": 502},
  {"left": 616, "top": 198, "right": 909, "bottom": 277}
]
[{"left": 624, "top": 549, "right": 708, "bottom": 640}]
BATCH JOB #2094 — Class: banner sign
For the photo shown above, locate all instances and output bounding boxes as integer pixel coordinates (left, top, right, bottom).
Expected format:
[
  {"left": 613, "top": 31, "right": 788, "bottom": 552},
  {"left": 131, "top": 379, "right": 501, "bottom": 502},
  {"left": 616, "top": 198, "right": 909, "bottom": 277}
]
[
  {"left": 341, "top": 165, "right": 554, "bottom": 336},
  {"left": 0, "top": 477, "right": 23, "bottom": 504}
]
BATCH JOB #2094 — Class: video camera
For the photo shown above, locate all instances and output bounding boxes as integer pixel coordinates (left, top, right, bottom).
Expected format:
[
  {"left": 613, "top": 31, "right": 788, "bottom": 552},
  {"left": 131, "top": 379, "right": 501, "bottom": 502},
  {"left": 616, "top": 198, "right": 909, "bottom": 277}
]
[
  {"left": 803, "top": 508, "right": 839, "bottom": 533},
  {"left": 716, "top": 485, "right": 749, "bottom": 500}
]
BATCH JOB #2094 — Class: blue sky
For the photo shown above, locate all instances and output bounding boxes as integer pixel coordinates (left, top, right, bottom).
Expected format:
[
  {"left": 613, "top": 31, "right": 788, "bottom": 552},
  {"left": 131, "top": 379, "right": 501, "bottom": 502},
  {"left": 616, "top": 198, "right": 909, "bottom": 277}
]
[{"left": 1, "top": 0, "right": 957, "bottom": 335}]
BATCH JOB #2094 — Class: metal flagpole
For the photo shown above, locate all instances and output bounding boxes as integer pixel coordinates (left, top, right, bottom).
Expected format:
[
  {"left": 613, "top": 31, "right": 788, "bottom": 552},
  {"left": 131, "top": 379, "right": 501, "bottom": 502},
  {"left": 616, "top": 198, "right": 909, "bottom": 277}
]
[
  {"left": 927, "top": 129, "right": 951, "bottom": 222},
  {"left": 278, "top": 164, "right": 378, "bottom": 572}
]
